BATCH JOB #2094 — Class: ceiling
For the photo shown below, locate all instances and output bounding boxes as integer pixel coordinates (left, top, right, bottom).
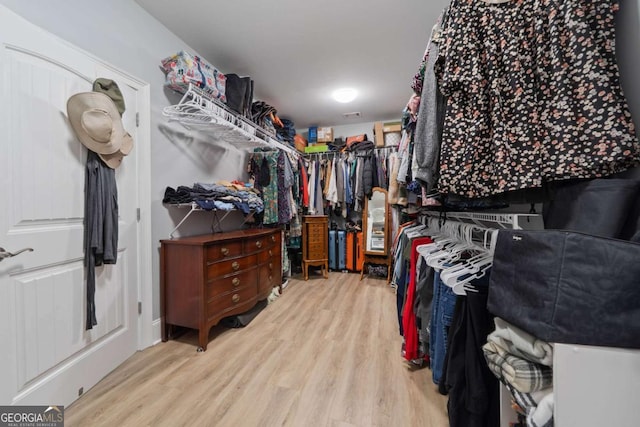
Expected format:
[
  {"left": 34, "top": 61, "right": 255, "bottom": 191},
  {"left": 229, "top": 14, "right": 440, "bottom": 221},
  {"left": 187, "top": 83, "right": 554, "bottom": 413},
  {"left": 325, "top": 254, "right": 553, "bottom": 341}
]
[{"left": 135, "top": 0, "right": 450, "bottom": 129}]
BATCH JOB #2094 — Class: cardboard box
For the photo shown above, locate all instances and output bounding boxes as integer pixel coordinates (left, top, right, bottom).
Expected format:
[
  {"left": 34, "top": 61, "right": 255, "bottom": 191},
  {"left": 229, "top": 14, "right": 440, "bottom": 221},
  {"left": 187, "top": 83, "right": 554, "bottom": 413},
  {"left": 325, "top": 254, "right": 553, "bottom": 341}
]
[
  {"left": 374, "top": 121, "right": 402, "bottom": 147},
  {"left": 317, "top": 127, "right": 333, "bottom": 143},
  {"left": 384, "top": 122, "right": 401, "bottom": 133},
  {"left": 374, "top": 122, "right": 384, "bottom": 147}
]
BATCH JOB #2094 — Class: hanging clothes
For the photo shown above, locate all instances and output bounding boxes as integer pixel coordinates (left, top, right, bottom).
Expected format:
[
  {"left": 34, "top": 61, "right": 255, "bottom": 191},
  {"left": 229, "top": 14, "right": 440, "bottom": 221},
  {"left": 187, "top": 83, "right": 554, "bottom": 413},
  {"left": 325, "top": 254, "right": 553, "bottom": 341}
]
[
  {"left": 84, "top": 151, "right": 118, "bottom": 330},
  {"left": 299, "top": 157, "right": 309, "bottom": 208},
  {"left": 435, "top": 0, "right": 640, "bottom": 199},
  {"left": 251, "top": 150, "right": 279, "bottom": 224},
  {"left": 413, "top": 20, "right": 446, "bottom": 194},
  {"left": 439, "top": 273, "right": 500, "bottom": 427},
  {"left": 402, "top": 236, "right": 433, "bottom": 362},
  {"left": 277, "top": 151, "right": 292, "bottom": 224}
]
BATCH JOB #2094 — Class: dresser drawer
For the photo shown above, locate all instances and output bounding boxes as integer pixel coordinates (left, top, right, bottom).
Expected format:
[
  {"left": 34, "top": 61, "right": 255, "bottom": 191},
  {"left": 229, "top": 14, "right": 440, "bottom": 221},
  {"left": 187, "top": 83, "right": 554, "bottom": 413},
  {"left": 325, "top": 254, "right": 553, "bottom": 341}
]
[
  {"left": 206, "top": 267, "right": 258, "bottom": 301},
  {"left": 307, "top": 237, "right": 325, "bottom": 247},
  {"left": 257, "top": 246, "right": 281, "bottom": 263},
  {"left": 258, "top": 264, "right": 278, "bottom": 295},
  {"left": 207, "top": 254, "right": 257, "bottom": 278},
  {"left": 308, "top": 247, "right": 326, "bottom": 260},
  {"left": 206, "top": 284, "right": 257, "bottom": 320},
  {"left": 243, "top": 236, "right": 267, "bottom": 253},
  {"left": 206, "top": 241, "right": 242, "bottom": 262}
]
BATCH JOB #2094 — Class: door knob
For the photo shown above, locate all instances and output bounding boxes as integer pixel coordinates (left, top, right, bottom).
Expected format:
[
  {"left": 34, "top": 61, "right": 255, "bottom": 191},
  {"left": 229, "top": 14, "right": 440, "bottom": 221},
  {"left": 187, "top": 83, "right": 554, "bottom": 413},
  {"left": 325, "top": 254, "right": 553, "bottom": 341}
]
[{"left": 0, "top": 247, "right": 34, "bottom": 262}]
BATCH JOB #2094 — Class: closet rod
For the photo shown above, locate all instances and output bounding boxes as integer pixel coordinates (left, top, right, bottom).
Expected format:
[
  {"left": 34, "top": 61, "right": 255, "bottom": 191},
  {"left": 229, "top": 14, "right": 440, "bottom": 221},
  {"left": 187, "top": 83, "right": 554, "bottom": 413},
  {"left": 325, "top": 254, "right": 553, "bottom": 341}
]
[
  {"left": 420, "top": 210, "right": 543, "bottom": 230},
  {"left": 304, "top": 145, "right": 398, "bottom": 158}
]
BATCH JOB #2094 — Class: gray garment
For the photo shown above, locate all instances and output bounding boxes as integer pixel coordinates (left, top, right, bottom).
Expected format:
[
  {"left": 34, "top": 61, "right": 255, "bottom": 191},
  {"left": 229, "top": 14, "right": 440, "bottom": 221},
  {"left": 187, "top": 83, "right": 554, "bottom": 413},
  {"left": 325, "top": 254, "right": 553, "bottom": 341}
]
[
  {"left": 397, "top": 135, "right": 411, "bottom": 185},
  {"left": 414, "top": 39, "right": 447, "bottom": 192},
  {"left": 355, "top": 158, "right": 364, "bottom": 211},
  {"left": 283, "top": 154, "right": 295, "bottom": 188},
  {"left": 314, "top": 160, "right": 325, "bottom": 215},
  {"left": 336, "top": 158, "right": 345, "bottom": 205},
  {"left": 84, "top": 151, "right": 118, "bottom": 330},
  {"left": 415, "top": 258, "right": 435, "bottom": 354}
]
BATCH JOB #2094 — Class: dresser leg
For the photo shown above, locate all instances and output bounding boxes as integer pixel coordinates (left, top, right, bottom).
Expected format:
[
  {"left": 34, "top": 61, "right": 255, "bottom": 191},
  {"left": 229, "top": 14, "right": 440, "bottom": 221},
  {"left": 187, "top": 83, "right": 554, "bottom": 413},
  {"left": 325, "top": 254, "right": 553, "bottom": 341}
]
[
  {"left": 198, "top": 328, "right": 209, "bottom": 352},
  {"left": 303, "top": 261, "right": 308, "bottom": 280}
]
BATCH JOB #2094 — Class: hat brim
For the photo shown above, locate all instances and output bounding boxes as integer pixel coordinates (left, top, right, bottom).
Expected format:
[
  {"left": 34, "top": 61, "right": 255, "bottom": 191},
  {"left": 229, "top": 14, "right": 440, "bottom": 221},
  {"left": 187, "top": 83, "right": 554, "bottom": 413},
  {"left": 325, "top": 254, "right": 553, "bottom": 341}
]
[
  {"left": 67, "top": 92, "right": 125, "bottom": 155},
  {"left": 98, "top": 132, "right": 134, "bottom": 169}
]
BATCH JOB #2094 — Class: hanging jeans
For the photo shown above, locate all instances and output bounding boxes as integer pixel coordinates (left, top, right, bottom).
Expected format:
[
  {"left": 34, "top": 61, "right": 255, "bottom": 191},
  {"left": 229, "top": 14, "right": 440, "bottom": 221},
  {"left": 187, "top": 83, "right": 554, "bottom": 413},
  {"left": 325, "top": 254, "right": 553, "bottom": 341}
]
[{"left": 429, "top": 269, "right": 458, "bottom": 385}]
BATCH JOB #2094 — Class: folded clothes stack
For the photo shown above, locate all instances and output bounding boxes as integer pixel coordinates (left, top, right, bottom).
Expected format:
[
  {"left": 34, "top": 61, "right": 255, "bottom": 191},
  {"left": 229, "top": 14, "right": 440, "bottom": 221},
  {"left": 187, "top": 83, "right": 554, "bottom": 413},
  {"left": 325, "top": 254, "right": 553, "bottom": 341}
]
[
  {"left": 482, "top": 318, "right": 555, "bottom": 427},
  {"left": 163, "top": 181, "right": 264, "bottom": 214}
]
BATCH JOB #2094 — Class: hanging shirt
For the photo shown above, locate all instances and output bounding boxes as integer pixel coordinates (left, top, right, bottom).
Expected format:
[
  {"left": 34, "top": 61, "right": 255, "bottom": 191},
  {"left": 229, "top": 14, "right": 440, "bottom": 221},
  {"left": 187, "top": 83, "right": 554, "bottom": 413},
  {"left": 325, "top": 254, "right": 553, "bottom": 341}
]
[
  {"left": 307, "top": 160, "right": 316, "bottom": 214},
  {"left": 84, "top": 151, "right": 118, "bottom": 330},
  {"left": 314, "top": 160, "right": 325, "bottom": 215},
  {"left": 327, "top": 157, "right": 339, "bottom": 206}
]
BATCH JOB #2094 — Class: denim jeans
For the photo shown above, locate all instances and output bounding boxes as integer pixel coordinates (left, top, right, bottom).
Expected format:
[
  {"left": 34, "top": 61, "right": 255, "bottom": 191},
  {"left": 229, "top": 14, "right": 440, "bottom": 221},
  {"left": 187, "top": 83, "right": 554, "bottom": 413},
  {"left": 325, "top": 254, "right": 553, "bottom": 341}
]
[{"left": 429, "top": 268, "right": 458, "bottom": 385}]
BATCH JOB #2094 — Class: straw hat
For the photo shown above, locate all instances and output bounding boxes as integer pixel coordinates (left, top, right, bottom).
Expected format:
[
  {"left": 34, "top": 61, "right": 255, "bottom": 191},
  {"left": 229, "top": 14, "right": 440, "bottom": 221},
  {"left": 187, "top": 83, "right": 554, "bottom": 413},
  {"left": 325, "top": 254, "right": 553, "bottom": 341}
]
[{"left": 67, "top": 92, "right": 127, "bottom": 154}]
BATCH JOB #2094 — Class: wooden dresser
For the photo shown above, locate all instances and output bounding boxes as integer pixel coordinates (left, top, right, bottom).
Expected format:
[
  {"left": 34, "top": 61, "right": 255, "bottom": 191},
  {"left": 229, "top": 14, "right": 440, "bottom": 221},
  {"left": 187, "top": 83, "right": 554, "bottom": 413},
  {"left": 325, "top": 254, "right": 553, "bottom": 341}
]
[
  {"left": 302, "top": 215, "right": 328, "bottom": 280},
  {"left": 160, "top": 228, "right": 281, "bottom": 351}
]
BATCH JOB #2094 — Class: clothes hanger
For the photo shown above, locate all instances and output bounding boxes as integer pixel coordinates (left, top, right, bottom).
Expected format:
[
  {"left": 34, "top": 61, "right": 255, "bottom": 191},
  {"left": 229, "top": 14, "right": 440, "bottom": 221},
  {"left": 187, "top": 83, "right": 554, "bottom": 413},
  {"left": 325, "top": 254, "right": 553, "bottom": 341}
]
[
  {"left": 425, "top": 222, "right": 463, "bottom": 267},
  {"left": 449, "top": 229, "right": 499, "bottom": 294},
  {"left": 440, "top": 226, "right": 490, "bottom": 286},
  {"left": 430, "top": 223, "right": 477, "bottom": 269}
]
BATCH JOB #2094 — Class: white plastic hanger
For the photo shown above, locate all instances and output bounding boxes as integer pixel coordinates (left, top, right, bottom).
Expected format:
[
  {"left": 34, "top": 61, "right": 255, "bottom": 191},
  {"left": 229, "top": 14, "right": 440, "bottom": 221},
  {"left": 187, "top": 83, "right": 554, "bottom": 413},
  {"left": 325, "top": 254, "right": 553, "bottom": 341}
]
[
  {"left": 439, "top": 226, "right": 489, "bottom": 291},
  {"left": 450, "top": 229, "right": 499, "bottom": 295}
]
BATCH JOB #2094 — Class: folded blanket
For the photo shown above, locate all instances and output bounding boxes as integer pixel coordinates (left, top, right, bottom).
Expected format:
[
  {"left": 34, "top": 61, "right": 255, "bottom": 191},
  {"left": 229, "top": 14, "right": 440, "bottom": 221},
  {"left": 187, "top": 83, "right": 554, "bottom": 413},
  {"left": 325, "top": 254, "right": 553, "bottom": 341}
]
[
  {"left": 488, "top": 317, "right": 554, "bottom": 366},
  {"left": 483, "top": 342, "right": 553, "bottom": 393},
  {"left": 506, "top": 383, "right": 554, "bottom": 427}
]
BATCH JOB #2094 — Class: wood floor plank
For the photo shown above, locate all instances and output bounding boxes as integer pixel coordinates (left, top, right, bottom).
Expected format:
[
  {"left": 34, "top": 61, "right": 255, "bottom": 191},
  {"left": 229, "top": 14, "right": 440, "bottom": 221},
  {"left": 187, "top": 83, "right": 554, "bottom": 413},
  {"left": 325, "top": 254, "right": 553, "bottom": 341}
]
[{"left": 65, "top": 273, "right": 448, "bottom": 427}]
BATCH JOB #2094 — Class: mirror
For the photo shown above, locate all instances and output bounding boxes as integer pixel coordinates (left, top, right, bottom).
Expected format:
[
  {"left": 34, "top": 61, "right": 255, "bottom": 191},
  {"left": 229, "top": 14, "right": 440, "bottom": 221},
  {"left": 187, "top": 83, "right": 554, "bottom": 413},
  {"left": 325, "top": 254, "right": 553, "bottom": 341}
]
[{"left": 363, "top": 187, "right": 388, "bottom": 255}]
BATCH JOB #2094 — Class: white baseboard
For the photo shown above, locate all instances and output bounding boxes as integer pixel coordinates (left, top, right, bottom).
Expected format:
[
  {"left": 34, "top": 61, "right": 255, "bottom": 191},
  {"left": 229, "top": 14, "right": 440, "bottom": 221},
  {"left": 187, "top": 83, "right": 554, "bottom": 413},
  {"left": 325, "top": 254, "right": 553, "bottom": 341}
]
[{"left": 152, "top": 318, "right": 162, "bottom": 345}]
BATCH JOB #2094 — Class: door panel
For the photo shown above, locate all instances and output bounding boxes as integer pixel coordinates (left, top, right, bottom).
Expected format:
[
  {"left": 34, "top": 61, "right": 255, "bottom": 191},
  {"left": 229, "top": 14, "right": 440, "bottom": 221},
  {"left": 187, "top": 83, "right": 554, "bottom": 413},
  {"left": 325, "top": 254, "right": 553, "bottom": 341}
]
[{"left": 0, "top": 6, "right": 140, "bottom": 406}]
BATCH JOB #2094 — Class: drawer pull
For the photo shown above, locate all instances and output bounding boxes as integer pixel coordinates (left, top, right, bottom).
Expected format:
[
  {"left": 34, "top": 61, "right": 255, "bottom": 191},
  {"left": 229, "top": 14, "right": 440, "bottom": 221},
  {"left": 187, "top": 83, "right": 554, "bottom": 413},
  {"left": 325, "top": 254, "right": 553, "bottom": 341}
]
[
  {"left": 256, "top": 240, "right": 262, "bottom": 248},
  {"left": 232, "top": 261, "right": 240, "bottom": 271},
  {"left": 269, "top": 275, "right": 273, "bottom": 283},
  {"left": 269, "top": 262, "right": 273, "bottom": 270},
  {"left": 232, "top": 277, "right": 240, "bottom": 287},
  {"left": 271, "top": 235, "right": 276, "bottom": 242},
  {"left": 221, "top": 247, "right": 229, "bottom": 256},
  {"left": 232, "top": 294, "right": 240, "bottom": 303},
  {"left": 268, "top": 250, "right": 273, "bottom": 257}
]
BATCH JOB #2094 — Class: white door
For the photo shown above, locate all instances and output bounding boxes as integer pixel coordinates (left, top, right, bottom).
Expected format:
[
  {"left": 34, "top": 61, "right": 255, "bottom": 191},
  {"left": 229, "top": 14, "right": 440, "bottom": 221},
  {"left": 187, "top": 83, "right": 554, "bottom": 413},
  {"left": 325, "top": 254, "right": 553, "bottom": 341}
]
[{"left": 0, "top": 7, "right": 143, "bottom": 406}]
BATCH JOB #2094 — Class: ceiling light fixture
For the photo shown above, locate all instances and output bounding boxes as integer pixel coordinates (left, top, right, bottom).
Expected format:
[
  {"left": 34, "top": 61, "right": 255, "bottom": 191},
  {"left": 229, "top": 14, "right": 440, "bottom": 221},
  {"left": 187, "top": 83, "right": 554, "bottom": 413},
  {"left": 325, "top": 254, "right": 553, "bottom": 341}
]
[{"left": 332, "top": 88, "right": 358, "bottom": 103}]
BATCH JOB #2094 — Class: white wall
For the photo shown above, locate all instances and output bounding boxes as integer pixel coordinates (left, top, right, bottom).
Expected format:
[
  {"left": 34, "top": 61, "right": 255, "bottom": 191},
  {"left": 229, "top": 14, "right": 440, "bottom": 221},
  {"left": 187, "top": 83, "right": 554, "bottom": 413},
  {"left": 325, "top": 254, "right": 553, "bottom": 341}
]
[{"left": 0, "top": 0, "right": 251, "bottom": 321}]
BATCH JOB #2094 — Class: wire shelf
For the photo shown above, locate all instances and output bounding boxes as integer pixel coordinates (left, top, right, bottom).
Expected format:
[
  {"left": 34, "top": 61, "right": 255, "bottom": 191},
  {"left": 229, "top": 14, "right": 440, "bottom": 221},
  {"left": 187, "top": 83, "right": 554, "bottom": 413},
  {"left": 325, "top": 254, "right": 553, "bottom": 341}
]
[{"left": 163, "top": 83, "right": 299, "bottom": 157}]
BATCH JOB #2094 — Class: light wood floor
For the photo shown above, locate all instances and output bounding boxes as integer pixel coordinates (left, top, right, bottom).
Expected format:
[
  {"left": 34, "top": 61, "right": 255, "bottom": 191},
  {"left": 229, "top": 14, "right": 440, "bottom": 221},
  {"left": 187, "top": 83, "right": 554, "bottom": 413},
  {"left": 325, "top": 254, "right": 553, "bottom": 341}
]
[{"left": 66, "top": 272, "right": 448, "bottom": 427}]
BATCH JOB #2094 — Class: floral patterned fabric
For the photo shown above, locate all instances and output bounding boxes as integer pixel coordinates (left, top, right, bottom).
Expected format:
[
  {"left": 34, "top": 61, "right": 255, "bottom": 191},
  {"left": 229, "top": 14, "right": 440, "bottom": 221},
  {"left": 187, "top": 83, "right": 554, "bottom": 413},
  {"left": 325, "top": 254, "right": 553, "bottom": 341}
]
[
  {"left": 161, "top": 50, "right": 226, "bottom": 101},
  {"left": 435, "top": 0, "right": 639, "bottom": 199}
]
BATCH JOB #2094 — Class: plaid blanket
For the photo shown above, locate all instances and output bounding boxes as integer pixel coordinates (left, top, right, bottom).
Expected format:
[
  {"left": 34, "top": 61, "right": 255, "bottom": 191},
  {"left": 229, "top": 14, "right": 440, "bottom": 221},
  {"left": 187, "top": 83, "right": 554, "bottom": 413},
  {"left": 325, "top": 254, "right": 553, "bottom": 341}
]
[
  {"left": 506, "top": 383, "right": 554, "bottom": 427},
  {"left": 487, "top": 317, "right": 554, "bottom": 366},
  {"left": 483, "top": 342, "right": 553, "bottom": 392}
]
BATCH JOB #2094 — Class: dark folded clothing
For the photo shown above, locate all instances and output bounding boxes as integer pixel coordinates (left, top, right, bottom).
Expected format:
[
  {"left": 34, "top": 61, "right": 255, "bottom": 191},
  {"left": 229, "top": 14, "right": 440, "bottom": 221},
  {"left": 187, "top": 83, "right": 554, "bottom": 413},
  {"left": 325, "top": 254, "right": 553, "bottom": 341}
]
[{"left": 163, "top": 186, "right": 193, "bottom": 204}]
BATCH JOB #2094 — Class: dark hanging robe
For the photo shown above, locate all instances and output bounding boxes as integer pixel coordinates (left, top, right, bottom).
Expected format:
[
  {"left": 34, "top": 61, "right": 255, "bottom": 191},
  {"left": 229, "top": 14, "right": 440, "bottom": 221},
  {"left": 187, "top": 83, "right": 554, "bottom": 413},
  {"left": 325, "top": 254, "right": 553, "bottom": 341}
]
[{"left": 84, "top": 151, "right": 118, "bottom": 330}]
